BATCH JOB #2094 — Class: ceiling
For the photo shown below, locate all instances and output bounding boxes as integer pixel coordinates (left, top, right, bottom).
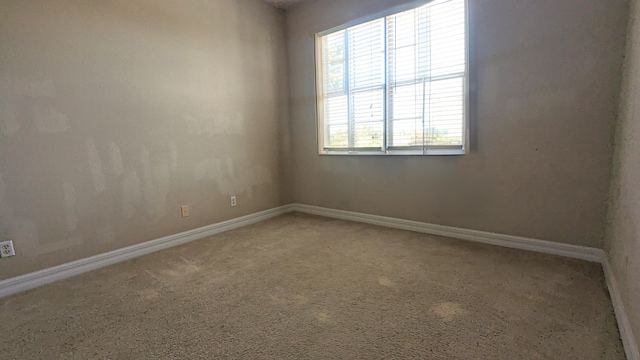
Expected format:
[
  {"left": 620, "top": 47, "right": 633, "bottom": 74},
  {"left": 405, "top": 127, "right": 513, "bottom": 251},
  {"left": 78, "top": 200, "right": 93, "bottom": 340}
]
[{"left": 262, "top": 0, "right": 305, "bottom": 9}]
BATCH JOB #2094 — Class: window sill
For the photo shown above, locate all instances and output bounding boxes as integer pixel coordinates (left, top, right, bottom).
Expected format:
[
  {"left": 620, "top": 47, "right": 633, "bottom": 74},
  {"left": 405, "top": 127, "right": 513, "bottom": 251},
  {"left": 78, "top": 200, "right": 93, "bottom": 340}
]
[{"left": 319, "top": 149, "right": 466, "bottom": 156}]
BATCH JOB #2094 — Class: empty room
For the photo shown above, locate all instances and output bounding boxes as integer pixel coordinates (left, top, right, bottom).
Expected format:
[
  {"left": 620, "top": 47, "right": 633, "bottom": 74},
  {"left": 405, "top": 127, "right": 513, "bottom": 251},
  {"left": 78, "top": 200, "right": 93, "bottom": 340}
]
[{"left": 0, "top": 0, "right": 638, "bottom": 358}]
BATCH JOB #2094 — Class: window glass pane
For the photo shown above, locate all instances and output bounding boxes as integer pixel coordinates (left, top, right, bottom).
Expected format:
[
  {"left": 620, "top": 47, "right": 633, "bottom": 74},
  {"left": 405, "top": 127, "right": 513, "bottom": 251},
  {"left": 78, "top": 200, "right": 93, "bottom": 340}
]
[
  {"left": 425, "top": 77, "right": 464, "bottom": 145},
  {"left": 391, "top": 119, "right": 423, "bottom": 147},
  {"left": 387, "top": 10, "right": 417, "bottom": 83},
  {"left": 325, "top": 31, "right": 345, "bottom": 61},
  {"left": 325, "top": 95, "right": 348, "bottom": 125},
  {"left": 327, "top": 124, "right": 348, "bottom": 148},
  {"left": 389, "top": 82, "right": 424, "bottom": 147},
  {"left": 349, "top": 19, "right": 385, "bottom": 89},
  {"left": 391, "top": 10, "right": 415, "bottom": 48},
  {"left": 325, "top": 61, "right": 344, "bottom": 93},
  {"left": 392, "top": 46, "right": 416, "bottom": 83},
  {"left": 352, "top": 89, "right": 384, "bottom": 123},
  {"left": 354, "top": 122, "right": 383, "bottom": 148},
  {"left": 325, "top": 94, "right": 347, "bottom": 150},
  {"left": 322, "top": 31, "right": 345, "bottom": 94},
  {"left": 392, "top": 83, "right": 423, "bottom": 120},
  {"left": 429, "top": 0, "right": 466, "bottom": 77}
]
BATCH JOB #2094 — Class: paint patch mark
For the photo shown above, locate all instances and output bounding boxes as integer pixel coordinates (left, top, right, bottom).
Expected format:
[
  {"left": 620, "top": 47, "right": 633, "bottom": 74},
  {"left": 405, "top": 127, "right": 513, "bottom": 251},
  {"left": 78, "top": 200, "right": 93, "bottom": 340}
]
[
  {"left": 33, "top": 106, "right": 68, "bottom": 133},
  {"left": 0, "top": 171, "right": 6, "bottom": 200},
  {"left": 170, "top": 144, "right": 178, "bottom": 172},
  {"left": 0, "top": 98, "right": 20, "bottom": 137},
  {"left": 87, "top": 138, "right": 106, "bottom": 192},
  {"left": 108, "top": 142, "right": 124, "bottom": 176},
  {"left": 138, "top": 148, "right": 171, "bottom": 219},
  {"left": 122, "top": 171, "right": 142, "bottom": 219},
  {"left": 10, "top": 221, "right": 39, "bottom": 258},
  {"left": 194, "top": 159, "right": 222, "bottom": 181},
  {"left": 40, "top": 235, "right": 84, "bottom": 253},
  {"left": 63, "top": 182, "right": 78, "bottom": 232},
  {"left": 96, "top": 225, "right": 116, "bottom": 243}
]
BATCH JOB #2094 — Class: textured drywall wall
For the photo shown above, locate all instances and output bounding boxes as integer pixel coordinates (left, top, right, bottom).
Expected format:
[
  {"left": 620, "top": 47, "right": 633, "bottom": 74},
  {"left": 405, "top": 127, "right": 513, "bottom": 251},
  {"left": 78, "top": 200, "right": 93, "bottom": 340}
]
[
  {"left": 605, "top": 0, "right": 640, "bottom": 348},
  {"left": 285, "top": 0, "right": 628, "bottom": 247},
  {"left": 0, "top": 0, "right": 288, "bottom": 279}
]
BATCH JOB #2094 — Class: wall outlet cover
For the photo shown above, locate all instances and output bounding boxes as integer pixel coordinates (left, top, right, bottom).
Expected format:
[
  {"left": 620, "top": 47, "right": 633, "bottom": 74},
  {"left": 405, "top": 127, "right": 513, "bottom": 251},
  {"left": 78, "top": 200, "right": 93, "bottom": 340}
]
[
  {"left": 0, "top": 240, "right": 16, "bottom": 258},
  {"left": 181, "top": 205, "right": 190, "bottom": 218}
]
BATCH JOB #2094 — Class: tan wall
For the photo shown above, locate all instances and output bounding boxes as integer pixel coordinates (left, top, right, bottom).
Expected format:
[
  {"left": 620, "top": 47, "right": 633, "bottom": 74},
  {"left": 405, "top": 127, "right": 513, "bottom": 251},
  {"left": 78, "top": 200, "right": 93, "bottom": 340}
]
[
  {"left": 0, "top": 0, "right": 289, "bottom": 279},
  {"left": 285, "top": 0, "right": 628, "bottom": 247},
  {"left": 605, "top": 0, "right": 640, "bottom": 348}
]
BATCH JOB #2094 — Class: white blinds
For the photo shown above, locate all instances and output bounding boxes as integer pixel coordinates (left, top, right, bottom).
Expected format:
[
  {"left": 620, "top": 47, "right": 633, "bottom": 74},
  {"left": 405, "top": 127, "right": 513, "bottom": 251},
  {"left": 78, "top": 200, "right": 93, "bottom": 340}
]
[{"left": 319, "top": 0, "right": 466, "bottom": 152}]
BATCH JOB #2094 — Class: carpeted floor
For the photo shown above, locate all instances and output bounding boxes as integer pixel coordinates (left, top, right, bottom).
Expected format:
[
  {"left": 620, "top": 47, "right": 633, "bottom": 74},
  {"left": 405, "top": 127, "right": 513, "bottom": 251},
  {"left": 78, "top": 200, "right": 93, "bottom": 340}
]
[{"left": 0, "top": 213, "right": 624, "bottom": 359}]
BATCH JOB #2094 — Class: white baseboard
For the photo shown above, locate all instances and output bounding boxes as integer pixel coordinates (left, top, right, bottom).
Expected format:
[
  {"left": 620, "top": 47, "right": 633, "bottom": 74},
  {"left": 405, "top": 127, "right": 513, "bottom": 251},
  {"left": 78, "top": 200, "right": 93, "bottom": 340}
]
[
  {"left": 290, "top": 204, "right": 603, "bottom": 262},
  {"left": 602, "top": 257, "right": 640, "bottom": 360},
  {"left": 1, "top": 202, "right": 636, "bottom": 359},
  {"left": 0, "top": 205, "right": 294, "bottom": 299}
]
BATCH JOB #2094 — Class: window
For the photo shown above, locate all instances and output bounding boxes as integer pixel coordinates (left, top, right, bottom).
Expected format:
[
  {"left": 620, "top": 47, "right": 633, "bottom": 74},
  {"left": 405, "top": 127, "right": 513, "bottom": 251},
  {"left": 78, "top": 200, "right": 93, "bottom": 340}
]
[{"left": 316, "top": 0, "right": 468, "bottom": 155}]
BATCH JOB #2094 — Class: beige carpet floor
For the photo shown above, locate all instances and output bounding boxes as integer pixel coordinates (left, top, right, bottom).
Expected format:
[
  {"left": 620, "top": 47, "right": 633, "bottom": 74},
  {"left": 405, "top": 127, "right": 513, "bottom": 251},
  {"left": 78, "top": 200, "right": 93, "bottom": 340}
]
[{"left": 0, "top": 213, "right": 624, "bottom": 359}]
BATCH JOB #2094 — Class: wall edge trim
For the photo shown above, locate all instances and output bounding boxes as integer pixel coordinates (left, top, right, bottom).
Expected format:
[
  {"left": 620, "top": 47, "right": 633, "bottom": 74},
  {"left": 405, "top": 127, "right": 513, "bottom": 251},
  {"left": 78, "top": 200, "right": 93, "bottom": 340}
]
[
  {"left": 602, "top": 257, "right": 640, "bottom": 360},
  {"left": 291, "top": 204, "right": 603, "bottom": 261}
]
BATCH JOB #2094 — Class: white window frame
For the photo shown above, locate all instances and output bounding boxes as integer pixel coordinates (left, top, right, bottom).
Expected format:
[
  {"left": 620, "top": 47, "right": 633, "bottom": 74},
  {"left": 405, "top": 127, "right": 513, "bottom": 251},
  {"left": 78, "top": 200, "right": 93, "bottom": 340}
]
[{"left": 315, "top": 0, "right": 469, "bottom": 156}]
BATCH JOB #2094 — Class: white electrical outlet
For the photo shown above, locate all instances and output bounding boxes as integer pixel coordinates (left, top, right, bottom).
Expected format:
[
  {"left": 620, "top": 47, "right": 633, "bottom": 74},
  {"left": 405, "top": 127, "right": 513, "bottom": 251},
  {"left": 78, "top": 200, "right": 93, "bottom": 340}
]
[
  {"left": 181, "top": 205, "right": 190, "bottom": 218},
  {"left": 230, "top": 196, "right": 237, "bottom": 207},
  {"left": 0, "top": 240, "right": 15, "bottom": 258}
]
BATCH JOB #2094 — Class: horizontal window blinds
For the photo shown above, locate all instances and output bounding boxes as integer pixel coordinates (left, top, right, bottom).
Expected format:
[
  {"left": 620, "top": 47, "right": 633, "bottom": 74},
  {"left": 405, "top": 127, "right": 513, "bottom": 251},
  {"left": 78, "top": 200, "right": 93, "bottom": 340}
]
[{"left": 319, "top": 0, "right": 466, "bottom": 153}]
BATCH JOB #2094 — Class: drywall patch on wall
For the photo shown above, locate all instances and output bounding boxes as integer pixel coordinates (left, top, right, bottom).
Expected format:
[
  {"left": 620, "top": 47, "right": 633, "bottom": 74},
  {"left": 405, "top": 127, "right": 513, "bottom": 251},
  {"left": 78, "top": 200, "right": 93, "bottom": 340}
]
[
  {"left": 139, "top": 148, "right": 171, "bottom": 220},
  {"left": 0, "top": 173, "right": 13, "bottom": 236},
  {"left": 193, "top": 158, "right": 274, "bottom": 199},
  {"left": 0, "top": 98, "right": 20, "bottom": 137},
  {"left": 18, "top": 79, "right": 55, "bottom": 98},
  {"left": 32, "top": 105, "right": 69, "bottom": 134},
  {"left": 40, "top": 235, "right": 84, "bottom": 253},
  {"left": 147, "top": 162, "right": 171, "bottom": 220},
  {"left": 96, "top": 225, "right": 116, "bottom": 244},
  {"left": 185, "top": 111, "right": 246, "bottom": 136},
  {"left": 108, "top": 142, "right": 124, "bottom": 176},
  {"left": 185, "top": 112, "right": 208, "bottom": 136},
  {"left": 0, "top": 173, "right": 42, "bottom": 258},
  {"left": 0, "top": 171, "right": 7, "bottom": 203},
  {"left": 255, "top": 165, "right": 274, "bottom": 185},
  {"left": 86, "top": 138, "right": 106, "bottom": 193},
  {"left": 194, "top": 159, "right": 222, "bottom": 181},
  {"left": 170, "top": 144, "right": 178, "bottom": 172},
  {"left": 122, "top": 171, "right": 142, "bottom": 219},
  {"left": 224, "top": 111, "right": 245, "bottom": 135},
  {"left": 0, "top": 78, "right": 59, "bottom": 137},
  {"left": 10, "top": 221, "right": 39, "bottom": 258},
  {"left": 62, "top": 182, "right": 78, "bottom": 232}
]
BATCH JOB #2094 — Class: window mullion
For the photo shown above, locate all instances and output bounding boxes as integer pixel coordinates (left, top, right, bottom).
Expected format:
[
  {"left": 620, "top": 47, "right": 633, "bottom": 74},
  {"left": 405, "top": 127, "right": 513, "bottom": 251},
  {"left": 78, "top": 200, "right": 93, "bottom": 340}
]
[
  {"left": 386, "top": 16, "right": 394, "bottom": 149},
  {"left": 425, "top": 5, "right": 432, "bottom": 152},
  {"left": 382, "top": 16, "right": 388, "bottom": 152},
  {"left": 344, "top": 29, "right": 353, "bottom": 149}
]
